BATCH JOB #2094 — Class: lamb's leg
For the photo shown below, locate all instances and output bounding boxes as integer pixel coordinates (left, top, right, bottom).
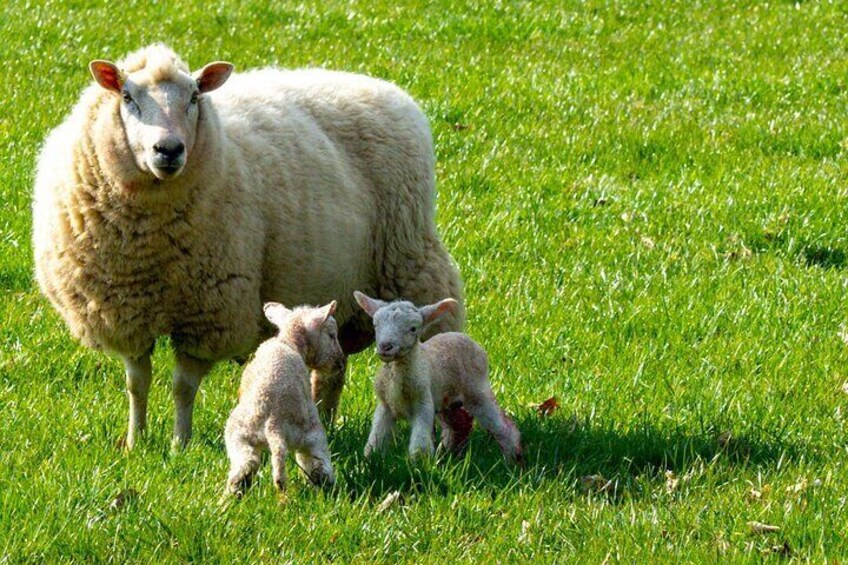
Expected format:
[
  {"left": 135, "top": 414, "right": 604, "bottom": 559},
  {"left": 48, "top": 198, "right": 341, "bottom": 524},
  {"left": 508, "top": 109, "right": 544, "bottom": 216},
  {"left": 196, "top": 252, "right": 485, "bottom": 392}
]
[
  {"left": 172, "top": 353, "right": 214, "bottom": 448},
  {"left": 466, "top": 397, "right": 523, "bottom": 464},
  {"left": 122, "top": 351, "right": 152, "bottom": 450},
  {"left": 311, "top": 357, "right": 346, "bottom": 424},
  {"left": 364, "top": 403, "right": 396, "bottom": 457},
  {"left": 224, "top": 418, "right": 262, "bottom": 496},
  {"left": 408, "top": 402, "right": 435, "bottom": 459},
  {"left": 295, "top": 426, "right": 335, "bottom": 488},
  {"left": 266, "top": 424, "right": 289, "bottom": 491}
]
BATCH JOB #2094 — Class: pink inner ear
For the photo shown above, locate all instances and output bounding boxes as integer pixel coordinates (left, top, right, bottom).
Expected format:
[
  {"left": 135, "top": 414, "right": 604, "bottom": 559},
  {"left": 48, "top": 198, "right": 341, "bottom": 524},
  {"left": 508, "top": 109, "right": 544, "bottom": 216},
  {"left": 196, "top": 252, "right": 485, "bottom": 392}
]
[
  {"left": 90, "top": 62, "right": 122, "bottom": 92},
  {"left": 197, "top": 62, "right": 233, "bottom": 93}
]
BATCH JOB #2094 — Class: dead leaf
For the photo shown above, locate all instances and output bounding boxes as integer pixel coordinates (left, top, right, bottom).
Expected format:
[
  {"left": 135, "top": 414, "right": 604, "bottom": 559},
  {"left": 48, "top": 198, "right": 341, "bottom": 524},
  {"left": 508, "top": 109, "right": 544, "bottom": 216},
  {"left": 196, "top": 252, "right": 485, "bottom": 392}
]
[
  {"left": 786, "top": 479, "right": 808, "bottom": 495},
  {"left": 841, "top": 381, "right": 848, "bottom": 394},
  {"left": 518, "top": 519, "right": 531, "bottom": 543},
  {"left": 109, "top": 489, "right": 138, "bottom": 513},
  {"left": 665, "top": 470, "right": 679, "bottom": 494},
  {"left": 761, "top": 541, "right": 792, "bottom": 557},
  {"left": 641, "top": 236, "right": 656, "bottom": 250},
  {"left": 376, "top": 490, "right": 401, "bottom": 513},
  {"left": 452, "top": 123, "right": 470, "bottom": 131},
  {"left": 580, "top": 474, "right": 615, "bottom": 494},
  {"left": 748, "top": 521, "right": 780, "bottom": 534},
  {"left": 533, "top": 397, "right": 559, "bottom": 417}
]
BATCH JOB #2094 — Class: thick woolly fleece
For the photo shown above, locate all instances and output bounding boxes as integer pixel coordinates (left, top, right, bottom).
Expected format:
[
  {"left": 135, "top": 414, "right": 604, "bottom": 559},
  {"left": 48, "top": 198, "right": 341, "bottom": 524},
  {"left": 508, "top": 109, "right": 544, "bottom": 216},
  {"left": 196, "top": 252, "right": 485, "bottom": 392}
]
[
  {"left": 33, "top": 45, "right": 462, "bottom": 361},
  {"left": 32, "top": 44, "right": 464, "bottom": 366}
]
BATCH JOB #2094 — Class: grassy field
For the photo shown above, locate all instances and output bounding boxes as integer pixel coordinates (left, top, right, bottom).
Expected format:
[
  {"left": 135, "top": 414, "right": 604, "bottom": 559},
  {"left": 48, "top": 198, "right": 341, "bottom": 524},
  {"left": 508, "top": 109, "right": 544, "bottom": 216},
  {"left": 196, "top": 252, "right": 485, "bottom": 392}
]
[{"left": 2, "top": 0, "right": 848, "bottom": 561}]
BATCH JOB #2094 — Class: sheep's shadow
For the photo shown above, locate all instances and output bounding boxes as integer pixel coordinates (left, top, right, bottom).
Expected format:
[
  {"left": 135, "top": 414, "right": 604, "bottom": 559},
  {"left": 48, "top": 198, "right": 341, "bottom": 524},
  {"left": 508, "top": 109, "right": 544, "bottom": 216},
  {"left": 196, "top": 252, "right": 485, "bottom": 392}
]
[{"left": 325, "top": 411, "right": 810, "bottom": 501}]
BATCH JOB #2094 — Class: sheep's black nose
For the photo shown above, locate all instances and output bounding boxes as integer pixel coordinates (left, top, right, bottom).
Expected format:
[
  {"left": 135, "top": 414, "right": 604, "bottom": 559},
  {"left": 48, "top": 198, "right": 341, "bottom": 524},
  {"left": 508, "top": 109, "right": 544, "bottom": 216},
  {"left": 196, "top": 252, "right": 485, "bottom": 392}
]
[{"left": 154, "top": 139, "right": 185, "bottom": 160}]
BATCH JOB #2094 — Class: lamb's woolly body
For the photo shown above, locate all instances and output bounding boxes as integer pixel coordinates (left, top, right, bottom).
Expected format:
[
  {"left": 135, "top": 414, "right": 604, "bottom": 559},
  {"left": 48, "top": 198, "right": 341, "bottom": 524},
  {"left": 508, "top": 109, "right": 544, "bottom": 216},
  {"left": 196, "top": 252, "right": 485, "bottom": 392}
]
[
  {"left": 357, "top": 296, "right": 521, "bottom": 462},
  {"left": 33, "top": 45, "right": 463, "bottom": 444},
  {"left": 225, "top": 306, "right": 338, "bottom": 493}
]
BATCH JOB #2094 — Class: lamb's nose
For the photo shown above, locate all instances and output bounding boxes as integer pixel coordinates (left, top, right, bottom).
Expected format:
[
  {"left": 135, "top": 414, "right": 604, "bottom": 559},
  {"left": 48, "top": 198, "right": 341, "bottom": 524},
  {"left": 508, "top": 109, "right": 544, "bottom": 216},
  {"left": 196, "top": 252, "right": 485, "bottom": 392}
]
[
  {"left": 153, "top": 139, "right": 185, "bottom": 160},
  {"left": 377, "top": 342, "right": 396, "bottom": 354}
]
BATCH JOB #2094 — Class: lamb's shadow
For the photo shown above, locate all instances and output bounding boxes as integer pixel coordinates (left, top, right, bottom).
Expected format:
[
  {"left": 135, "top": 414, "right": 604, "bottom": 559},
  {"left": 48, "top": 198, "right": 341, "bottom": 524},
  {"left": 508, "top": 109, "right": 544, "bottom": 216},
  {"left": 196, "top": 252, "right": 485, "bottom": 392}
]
[
  {"left": 326, "top": 411, "right": 809, "bottom": 501},
  {"left": 802, "top": 245, "right": 846, "bottom": 269}
]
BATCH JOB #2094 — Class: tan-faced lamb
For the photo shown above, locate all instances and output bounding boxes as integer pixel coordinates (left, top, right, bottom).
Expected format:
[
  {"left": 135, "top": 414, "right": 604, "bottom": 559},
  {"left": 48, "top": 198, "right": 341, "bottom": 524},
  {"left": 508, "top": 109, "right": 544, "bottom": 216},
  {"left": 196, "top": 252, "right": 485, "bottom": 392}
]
[
  {"left": 353, "top": 292, "right": 522, "bottom": 463},
  {"left": 225, "top": 301, "right": 341, "bottom": 495},
  {"left": 32, "top": 44, "right": 464, "bottom": 449}
]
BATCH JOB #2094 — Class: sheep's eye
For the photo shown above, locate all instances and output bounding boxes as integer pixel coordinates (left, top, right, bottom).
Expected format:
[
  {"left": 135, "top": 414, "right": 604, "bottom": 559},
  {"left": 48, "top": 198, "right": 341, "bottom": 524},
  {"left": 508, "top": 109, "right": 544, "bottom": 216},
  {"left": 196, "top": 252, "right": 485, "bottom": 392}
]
[
  {"left": 121, "top": 91, "right": 132, "bottom": 103},
  {"left": 408, "top": 327, "right": 417, "bottom": 334},
  {"left": 190, "top": 92, "right": 199, "bottom": 104}
]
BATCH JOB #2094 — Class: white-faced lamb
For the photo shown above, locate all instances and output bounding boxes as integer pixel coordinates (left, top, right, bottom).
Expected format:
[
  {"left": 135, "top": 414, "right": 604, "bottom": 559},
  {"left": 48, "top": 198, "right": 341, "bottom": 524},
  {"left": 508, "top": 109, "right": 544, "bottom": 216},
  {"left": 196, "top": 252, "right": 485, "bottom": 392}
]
[
  {"left": 32, "top": 44, "right": 464, "bottom": 449},
  {"left": 353, "top": 291, "right": 522, "bottom": 463},
  {"left": 225, "top": 301, "right": 341, "bottom": 495}
]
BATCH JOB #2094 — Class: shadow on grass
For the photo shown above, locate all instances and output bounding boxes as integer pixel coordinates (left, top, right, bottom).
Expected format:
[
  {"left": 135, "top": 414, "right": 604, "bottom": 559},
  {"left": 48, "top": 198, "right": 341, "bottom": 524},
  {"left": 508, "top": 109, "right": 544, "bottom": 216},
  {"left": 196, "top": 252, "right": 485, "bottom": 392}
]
[
  {"left": 802, "top": 245, "right": 846, "bottom": 269},
  {"left": 326, "top": 412, "right": 810, "bottom": 501}
]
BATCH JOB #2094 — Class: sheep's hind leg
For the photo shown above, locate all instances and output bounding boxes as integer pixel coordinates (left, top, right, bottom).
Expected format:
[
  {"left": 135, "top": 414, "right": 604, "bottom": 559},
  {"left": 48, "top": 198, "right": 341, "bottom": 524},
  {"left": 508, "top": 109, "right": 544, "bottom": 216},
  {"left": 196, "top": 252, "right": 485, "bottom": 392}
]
[
  {"left": 466, "top": 397, "right": 523, "bottom": 464},
  {"left": 295, "top": 426, "right": 335, "bottom": 488},
  {"left": 122, "top": 350, "right": 153, "bottom": 450},
  {"left": 172, "top": 353, "right": 214, "bottom": 449},
  {"left": 225, "top": 426, "right": 262, "bottom": 496},
  {"left": 266, "top": 423, "right": 289, "bottom": 491}
]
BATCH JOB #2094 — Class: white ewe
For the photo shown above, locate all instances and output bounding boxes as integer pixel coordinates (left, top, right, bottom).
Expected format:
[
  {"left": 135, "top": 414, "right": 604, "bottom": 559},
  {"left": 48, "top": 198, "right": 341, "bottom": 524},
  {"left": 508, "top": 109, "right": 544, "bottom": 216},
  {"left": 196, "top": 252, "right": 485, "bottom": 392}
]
[
  {"left": 354, "top": 292, "right": 522, "bottom": 463},
  {"left": 225, "top": 301, "right": 340, "bottom": 495},
  {"left": 32, "top": 44, "right": 463, "bottom": 448}
]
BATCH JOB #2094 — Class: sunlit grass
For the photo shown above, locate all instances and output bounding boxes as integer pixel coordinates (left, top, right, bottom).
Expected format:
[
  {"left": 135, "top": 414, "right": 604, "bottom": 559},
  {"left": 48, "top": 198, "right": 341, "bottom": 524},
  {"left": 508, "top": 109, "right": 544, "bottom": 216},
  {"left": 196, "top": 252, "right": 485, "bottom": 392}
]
[{"left": 2, "top": 0, "right": 848, "bottom": 561}]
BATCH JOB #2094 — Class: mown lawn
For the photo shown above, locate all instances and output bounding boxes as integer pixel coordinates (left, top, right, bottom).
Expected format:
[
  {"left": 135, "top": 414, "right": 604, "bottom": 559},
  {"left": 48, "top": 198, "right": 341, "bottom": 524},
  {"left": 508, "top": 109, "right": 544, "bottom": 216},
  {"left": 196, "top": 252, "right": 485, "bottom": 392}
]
[{"left": 2, "top": 0, "right": 848, "bottom": 561}]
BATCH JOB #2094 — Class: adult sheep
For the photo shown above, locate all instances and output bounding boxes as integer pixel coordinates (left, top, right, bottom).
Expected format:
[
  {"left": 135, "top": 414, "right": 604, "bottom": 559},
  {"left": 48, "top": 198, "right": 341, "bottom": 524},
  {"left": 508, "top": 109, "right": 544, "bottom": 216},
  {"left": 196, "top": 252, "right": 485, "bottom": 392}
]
[{"left": 32, "top": 44, "right": 464, "bottom": 449}]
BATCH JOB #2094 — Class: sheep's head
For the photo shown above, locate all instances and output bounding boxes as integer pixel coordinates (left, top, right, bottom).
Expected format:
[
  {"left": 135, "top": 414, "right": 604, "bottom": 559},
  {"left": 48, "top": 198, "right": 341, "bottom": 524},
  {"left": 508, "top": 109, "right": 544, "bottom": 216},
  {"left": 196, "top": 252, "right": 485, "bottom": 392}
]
[
  {"left": 354, "top": 291, "right": 457, "bottom": 362},
  {"left": 89, "top": 45, "right": 232, "bottom": 181},
  {"left": 264, "top": 301, "right": 344, "bottom": 371}
]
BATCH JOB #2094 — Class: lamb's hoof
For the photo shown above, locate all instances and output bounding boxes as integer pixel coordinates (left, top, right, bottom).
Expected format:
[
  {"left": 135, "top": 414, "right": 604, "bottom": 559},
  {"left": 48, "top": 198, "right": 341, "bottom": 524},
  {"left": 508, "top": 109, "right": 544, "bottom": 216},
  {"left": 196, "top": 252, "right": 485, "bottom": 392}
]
[{"left": 308, "top": 470, "right": 335, "bottom": 489}]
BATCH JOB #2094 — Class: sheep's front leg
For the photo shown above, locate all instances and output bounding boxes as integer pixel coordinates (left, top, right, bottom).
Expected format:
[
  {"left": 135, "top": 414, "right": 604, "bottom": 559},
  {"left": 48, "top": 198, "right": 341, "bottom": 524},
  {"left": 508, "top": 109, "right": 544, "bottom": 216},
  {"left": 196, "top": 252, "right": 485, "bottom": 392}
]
[
  {"left": 172, "top": 353, "right": 214, "bottom": 448},
  {"left": 122, "top": 351, "right": 152, "bottom": 450},
  {"left": 311, "top": 357, "right": 347, "bottom": 424},
  {"left": 365, "top": 403, "right": 396, "bottom": 457},
  {"left": 408, "top": 401, "right": 435, "bottom": 459}
]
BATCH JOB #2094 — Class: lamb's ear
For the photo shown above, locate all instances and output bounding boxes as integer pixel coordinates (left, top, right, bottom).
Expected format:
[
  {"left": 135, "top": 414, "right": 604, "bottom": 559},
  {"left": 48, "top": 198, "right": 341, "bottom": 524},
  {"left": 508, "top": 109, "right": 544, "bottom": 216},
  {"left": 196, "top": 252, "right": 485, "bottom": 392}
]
[
  {"left": 89, "top": 60, "right": 124, "bottom": 93},
  {"left": 263, "top": 301, "right": 292, "bottom": 329},
  {"left": 353, "top": 291, "right": 385, "bottom": 318},
  {"left": 420, "top": 298, "right": 458, "bottom": 326},
  {"left": 195, "top": 62, "right": 233, "bottom": 93},
  {"left": 308, "top": 300, "right": 337, "bottom": 329}
]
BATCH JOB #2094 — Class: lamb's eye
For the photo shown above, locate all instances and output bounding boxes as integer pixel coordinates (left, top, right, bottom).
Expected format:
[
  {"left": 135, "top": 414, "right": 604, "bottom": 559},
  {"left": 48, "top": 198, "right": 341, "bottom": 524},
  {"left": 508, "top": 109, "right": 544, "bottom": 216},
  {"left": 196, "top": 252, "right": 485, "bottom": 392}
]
[
  {"left": 408, "top": 327, "right": 417, "bottom": 334},
  {"left": 190, "top": 92, "right": 198, "bottom": 104},
  {"left": 121, "top": 91, "right": 132, "bottom": 103}
]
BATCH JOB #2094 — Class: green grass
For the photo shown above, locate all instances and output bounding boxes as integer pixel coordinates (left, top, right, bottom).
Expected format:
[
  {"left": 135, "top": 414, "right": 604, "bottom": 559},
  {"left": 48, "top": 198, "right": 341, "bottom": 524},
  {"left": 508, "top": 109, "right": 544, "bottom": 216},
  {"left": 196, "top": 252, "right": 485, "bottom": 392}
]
[{"left": 3, "top": 0, "right": 848, "bottom": 561}]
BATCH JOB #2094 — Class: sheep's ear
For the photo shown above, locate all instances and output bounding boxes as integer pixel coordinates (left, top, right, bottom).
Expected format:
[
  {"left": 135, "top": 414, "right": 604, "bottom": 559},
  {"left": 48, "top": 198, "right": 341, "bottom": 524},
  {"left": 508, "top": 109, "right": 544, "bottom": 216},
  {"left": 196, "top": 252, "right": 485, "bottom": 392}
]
[
  {"left": 195, "top": 62, "right": 233, "bottom": 93},
  {"left": 353, "top": 291, "right": 384, "bottom": 318},
  {"left": 420, "top": 298, "right": 458, "bottom": 326},
  {"left": 263, "top": 301, "right": 292, "bottom": 329},
  {"left": 308, "top": 300, "right": 337, "bottom": 329},
  {"left": 89, "top": 60, "right": 124, "bottom": 93}
]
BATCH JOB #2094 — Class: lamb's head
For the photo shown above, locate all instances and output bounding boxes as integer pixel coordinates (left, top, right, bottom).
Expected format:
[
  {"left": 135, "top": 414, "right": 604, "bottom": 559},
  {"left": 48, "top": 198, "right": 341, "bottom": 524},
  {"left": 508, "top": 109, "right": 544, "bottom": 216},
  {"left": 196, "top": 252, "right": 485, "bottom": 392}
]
[
  {"left": 89, "top": 44, "right": 233, "bottom": 181},
  {"left": 264, "top": 301, "right": 344, "bottom": 370},
  {"left": 354, "top": 291, "right": 457, "bottom": 362}
]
